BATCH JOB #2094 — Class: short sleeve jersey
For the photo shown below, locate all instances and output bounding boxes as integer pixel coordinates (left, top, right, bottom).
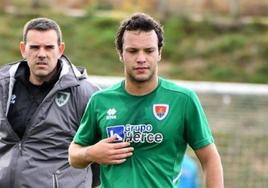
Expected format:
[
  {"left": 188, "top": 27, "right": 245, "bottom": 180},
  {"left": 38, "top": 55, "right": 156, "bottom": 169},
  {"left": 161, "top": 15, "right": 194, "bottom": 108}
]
[{"left": 74, "top": 78, "right": 214, "bottom": 188}]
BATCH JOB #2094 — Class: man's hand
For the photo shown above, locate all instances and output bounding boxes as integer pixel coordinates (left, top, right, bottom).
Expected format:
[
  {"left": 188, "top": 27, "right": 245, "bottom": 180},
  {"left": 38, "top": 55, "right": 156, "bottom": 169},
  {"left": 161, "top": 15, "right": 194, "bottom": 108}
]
[{"left": 85, "top": 135, "right": 134, "bottom": 165}]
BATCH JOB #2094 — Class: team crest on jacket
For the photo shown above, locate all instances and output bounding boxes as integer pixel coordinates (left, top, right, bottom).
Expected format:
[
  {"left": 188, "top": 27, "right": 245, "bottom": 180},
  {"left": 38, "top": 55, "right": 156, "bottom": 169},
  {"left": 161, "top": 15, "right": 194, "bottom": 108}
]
[
  {"left": 55, "top": 91, "right": 70, "bottom": 107},
  {"left": 153, "top": 104, "right": 169, "bottom": 120}
]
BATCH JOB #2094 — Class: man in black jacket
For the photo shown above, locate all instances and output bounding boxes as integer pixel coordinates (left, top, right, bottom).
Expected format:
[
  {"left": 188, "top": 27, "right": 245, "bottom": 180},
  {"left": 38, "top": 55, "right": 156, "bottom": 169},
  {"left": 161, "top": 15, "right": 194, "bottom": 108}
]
[{"left": 0, "top": 17, "right": 99, "bottom": 188}]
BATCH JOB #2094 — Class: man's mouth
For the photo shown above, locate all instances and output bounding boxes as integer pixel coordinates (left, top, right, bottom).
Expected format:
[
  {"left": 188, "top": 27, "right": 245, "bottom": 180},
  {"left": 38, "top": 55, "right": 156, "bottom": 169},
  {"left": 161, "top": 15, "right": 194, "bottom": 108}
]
[
  {"left": 134, "top": 67, "right": 148, "bottom": 70},
  {"left": 36, "top": 62, "right": 47, "bottom": 65},
  {"left": 134, "top": 67, "right": 149, "bottom": 74}
]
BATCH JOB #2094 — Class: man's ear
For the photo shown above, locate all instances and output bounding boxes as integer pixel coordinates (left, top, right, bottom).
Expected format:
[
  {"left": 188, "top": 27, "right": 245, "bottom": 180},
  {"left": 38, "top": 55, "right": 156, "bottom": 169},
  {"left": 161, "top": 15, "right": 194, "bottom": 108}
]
[
  {"left": 20, "top": 41, "right": 26, "bottom": 59},
  {"left": 117, "top": 51, "right": 123, "bottom": 62},
  {"left": 158, "top": 48, "right": 162, "bottom": 62},
  {"left": 58, "top": 42, "right": 65, "bottom": 58}
]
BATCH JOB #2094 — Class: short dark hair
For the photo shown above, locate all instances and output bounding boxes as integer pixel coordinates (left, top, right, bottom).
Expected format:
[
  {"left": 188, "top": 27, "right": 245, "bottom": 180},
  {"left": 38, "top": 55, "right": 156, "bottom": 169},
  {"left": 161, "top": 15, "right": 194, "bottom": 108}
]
[
  {"left": 115, "top": 12, "right": 164, "bottom": 54},
  {"left": 23, "top": 17, "right": 62, "bottom": 45}
]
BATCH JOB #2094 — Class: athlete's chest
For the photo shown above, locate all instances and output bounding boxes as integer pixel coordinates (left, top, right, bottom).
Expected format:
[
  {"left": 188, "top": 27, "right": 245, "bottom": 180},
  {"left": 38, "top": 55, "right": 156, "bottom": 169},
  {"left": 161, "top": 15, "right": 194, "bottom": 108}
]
[{"left": 96, "top": 95, "right": 186, "bottom": 145}]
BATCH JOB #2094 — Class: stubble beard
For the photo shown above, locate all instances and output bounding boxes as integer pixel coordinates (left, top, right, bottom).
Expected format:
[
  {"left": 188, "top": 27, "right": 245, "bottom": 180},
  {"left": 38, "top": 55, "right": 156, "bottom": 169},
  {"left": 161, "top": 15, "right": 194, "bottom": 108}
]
[{"left": 128, "top": 69, "right": 156, "bottom": 84}]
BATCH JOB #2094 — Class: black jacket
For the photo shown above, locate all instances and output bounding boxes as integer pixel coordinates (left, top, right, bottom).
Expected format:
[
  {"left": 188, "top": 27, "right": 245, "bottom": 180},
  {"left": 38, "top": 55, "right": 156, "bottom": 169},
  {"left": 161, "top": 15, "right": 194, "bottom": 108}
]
[{"left": 0, "top": 56, "right": 99, "bottom": 188}]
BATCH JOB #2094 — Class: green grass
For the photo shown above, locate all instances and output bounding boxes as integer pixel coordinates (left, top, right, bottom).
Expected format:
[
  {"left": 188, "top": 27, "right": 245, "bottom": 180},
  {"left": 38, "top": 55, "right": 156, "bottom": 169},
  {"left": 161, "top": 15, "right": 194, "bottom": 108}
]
[{"left": 1, "top": 10, "right": 268, "bottom": 83}]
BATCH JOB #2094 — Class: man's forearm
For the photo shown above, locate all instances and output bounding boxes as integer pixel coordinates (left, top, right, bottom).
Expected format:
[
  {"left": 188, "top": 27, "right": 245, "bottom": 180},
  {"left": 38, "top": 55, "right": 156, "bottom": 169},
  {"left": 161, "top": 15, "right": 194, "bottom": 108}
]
[
  {"left": 68, "top": 142, "right": 92, "bottom": 168},
  {"left": 205, "top": 157, "right": 224, "bottom": 188}
]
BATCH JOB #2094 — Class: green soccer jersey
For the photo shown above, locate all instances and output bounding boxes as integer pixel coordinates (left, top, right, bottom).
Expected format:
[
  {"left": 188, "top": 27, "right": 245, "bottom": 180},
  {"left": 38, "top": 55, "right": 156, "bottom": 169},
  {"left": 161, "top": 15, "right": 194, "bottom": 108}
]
[{"left": 74, "top": 78, "right": 214, "bottom": 188}]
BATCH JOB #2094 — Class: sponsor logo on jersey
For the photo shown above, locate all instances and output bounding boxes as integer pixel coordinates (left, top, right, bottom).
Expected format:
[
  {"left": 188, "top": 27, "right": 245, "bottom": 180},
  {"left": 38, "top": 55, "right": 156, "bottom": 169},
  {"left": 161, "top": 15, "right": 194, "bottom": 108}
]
[
  {"left": 153, "top": 104, "right": 169, "bottom": 120},
  {"left": 106, "top": 108, "right": 117, "bottom": 120},
  {"left": 55, "top": 91, "right": 70, "bottom": 107},
  {"left": 106, "top": 125, "right": 124, "bottom": 142},
  {"left": 106, "top": 124, "right": 163, "bottom": 143}
]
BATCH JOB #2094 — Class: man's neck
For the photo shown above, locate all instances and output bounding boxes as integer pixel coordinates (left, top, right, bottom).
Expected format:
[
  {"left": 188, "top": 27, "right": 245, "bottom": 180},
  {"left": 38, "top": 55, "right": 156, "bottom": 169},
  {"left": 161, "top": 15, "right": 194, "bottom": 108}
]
[{"left": 125, "top": 77, "right": 158, "bottom": 96}]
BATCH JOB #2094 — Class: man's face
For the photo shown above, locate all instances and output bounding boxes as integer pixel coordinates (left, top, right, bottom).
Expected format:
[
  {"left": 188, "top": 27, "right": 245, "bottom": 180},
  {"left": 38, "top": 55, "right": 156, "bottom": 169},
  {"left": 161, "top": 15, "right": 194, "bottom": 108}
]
[
  {"left": 120, "top": 30, "right": 161, "bottom": 83},
  {"left": 20, "top": 29, "right": 64, "bottom": 85}
]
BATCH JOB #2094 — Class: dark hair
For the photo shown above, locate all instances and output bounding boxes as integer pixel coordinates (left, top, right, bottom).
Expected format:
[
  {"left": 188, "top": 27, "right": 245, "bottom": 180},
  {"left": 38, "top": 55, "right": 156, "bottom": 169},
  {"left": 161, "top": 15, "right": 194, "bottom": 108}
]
[
  {"left": 23, "top": 17, "right": 62, "bottom": 45},
  {"left": 115, "top": 12, "right": 164, "bottom": 54}
]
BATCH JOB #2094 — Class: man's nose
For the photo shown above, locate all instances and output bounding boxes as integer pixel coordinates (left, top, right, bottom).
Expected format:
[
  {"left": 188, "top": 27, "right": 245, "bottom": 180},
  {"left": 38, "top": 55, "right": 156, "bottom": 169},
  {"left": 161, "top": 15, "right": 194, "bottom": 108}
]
[
  {"left": 137, "top": 51, "right": 146, "bottom": 63},
  {"left": 37, "top": 47, "right": 46, "bottom": 58}
]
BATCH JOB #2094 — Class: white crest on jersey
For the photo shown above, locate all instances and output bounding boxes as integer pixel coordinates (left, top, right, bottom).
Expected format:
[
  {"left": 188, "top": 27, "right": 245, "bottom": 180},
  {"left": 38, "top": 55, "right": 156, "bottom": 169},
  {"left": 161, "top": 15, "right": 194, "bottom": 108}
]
[{"left": 153, "top": 104, "right": 169, "bottom": 120}]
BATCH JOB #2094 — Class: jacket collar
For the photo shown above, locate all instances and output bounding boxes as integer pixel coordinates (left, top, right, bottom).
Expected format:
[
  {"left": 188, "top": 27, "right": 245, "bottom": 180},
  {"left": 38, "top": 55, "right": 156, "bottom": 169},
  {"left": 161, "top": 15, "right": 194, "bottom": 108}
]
[{"left": 8, "top": 55, "right": 88, "bottom": 90}]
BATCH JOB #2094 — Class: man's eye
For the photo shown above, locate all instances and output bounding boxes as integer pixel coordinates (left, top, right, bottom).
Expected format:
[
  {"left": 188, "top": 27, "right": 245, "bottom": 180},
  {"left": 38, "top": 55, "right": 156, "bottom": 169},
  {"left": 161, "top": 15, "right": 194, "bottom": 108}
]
[
  {"left": 45, "top": 46, "right": 55, "bottom": 50},
  {"left": 126, "top": 48, "right": 138, "bottom": 53},
  {"left": 128, "top": 50, "right": 137, "bottom": 54},
  {"left": 30, "top": 46, "right": 39, "bottom": 50},
  {"left": 145, "top": 49, "right": 155, "bottom": 53}
]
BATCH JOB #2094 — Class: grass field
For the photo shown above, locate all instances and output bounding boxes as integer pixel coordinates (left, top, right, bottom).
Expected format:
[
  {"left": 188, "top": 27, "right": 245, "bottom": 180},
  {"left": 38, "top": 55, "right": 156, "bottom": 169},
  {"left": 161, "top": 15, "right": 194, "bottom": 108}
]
[{"left": 1, "top": 9, "right": 268, "bottom": 83}]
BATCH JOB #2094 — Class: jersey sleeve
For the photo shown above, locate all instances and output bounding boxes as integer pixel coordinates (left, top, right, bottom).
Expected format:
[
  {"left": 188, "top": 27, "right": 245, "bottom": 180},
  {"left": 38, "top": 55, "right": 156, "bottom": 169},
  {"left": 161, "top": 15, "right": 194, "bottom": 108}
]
[
  {"left": 184, "top": 91, "right": 214, "bottom": 150},
  {"left": 73, "top": 96, "right": 98, "bottom": 146}
]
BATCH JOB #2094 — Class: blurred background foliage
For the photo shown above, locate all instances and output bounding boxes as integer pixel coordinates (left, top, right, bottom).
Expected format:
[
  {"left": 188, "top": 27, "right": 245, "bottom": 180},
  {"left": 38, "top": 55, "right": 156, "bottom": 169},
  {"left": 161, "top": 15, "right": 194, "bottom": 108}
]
[
  {"left": 1, "top": 1, "right": 268, "bottom": 187},
  {"left": 1, "top": 0, "right": 268, "bottom": 83}
]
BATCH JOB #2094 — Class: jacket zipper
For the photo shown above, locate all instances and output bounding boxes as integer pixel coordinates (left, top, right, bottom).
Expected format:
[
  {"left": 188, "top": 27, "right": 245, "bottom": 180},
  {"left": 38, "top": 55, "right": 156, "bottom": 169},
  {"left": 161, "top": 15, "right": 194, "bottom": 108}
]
[
  {"left": 18, "top": 142, "right": 22, "bottom": 154},
  {"left": 52, "top": 163, "right": 70, "bottom": 188},
  {"left": 10, "top": 142, "right": 22, "bottom": 188},
  {"left": 52, "top": 173, "right": 59, "bottom": 188}
]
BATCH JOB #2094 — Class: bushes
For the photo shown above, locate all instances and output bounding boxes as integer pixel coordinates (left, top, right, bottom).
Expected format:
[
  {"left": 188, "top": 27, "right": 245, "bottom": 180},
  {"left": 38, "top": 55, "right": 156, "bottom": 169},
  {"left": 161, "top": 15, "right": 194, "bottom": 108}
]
[{"left": 0, "top": 12, "right": 268, "bottom": 83}]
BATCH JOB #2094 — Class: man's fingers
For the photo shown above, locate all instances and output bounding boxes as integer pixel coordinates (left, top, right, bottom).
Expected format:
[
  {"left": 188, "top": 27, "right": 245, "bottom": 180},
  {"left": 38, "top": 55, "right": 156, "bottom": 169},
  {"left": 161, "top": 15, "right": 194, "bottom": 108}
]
[
  {"left": 111, "top": 147, "right": 134, "bottom": 155},
  {"left": 112, "top": 152, "right": 133, "bottom": 160},
  {"left": 107, "top": 159, "right": 127, "bottom": 165},
  {"left": 112, "top": 141, "right": 132, "bottom": 149},
  {"left": 104, "top": 135, "right": 118, "bottom": 143},
  {"left": 103, "top": 136, "right": 133, "bottom": 150}
]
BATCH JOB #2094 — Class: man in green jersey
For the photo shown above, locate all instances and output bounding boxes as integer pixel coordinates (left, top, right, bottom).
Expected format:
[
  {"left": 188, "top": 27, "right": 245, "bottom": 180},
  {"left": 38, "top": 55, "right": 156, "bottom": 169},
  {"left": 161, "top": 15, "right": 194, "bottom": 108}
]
[{"left": 69, "top": 13, "right": 224, "bottom": 188}]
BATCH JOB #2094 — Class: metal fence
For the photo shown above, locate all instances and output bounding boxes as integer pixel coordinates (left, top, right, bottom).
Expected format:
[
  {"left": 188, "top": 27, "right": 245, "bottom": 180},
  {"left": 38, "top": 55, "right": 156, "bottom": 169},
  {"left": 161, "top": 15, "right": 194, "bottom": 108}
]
[{"left": 88, "top": 75, "right": 268, "bottom": 188}]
